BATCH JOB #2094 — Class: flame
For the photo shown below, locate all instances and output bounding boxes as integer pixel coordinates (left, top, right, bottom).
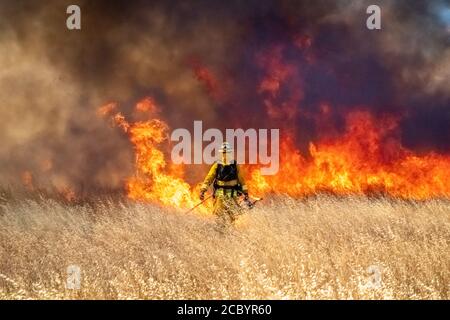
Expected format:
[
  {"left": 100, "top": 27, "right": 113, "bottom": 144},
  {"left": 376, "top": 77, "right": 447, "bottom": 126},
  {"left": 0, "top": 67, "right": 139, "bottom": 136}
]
[
  {"left": 125, "top": 119, "right": 194, "bottom": 206},
  {"left": 100, "top": 99, "right": 450, "bottom": 211},
  {"left": 247, "top": 111, "right": 450, "bottom": 200},
  {"left": 135, "top": 97, "right": 159, "bottom": 114},
  {"left": 97, "top": 38, "right": 450, "bottom": 208},
  {"left": 99, "top": 99, "right": 204, "bottom": 211}
]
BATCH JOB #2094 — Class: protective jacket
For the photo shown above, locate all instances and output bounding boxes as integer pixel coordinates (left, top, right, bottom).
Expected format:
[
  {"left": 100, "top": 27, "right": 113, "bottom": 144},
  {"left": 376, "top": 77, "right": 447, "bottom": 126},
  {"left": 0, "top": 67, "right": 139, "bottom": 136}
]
[
  {"left": 200, "top": 160, "right": 248, "bottom": 223},
  {"left": 200, "top": 160, "right": 248, "bottom": 197}
]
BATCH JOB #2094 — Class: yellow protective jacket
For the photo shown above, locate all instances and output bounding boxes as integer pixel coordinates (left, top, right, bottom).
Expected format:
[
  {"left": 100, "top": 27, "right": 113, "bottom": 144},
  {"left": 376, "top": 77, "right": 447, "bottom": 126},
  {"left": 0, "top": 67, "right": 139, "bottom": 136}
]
[{"left": 200, "top": 161, "right": 248, "bottom": 195}]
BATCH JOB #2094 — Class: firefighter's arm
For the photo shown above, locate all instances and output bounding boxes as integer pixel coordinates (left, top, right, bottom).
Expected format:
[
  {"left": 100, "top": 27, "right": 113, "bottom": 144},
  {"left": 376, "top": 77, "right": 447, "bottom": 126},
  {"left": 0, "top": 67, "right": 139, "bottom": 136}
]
[
  {"left": 200, "top": 162, "right": 218, "bottom": 192},
  {"left": 236, "top": 164, "right": 248, "bottom": 196}
]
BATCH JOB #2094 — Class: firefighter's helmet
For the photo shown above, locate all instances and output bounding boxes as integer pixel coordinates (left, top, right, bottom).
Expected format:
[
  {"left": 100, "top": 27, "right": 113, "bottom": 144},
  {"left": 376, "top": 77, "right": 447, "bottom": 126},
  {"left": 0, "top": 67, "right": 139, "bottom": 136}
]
[{"left": 219, "top": 141, "right": 232, "bottom": 153}]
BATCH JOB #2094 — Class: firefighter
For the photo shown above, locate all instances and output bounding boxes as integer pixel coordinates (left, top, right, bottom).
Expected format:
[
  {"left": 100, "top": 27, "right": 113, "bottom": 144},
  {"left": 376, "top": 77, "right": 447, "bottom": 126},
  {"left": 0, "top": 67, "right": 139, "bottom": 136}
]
[{"left": 199, "top": 142, "right": 249, "bottom": 225}]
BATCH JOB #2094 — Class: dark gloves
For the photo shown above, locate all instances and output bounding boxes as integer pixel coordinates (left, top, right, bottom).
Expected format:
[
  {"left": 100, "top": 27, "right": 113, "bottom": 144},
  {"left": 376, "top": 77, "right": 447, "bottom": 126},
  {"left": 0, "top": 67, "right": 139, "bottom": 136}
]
[
  {"left": 199, "top": 190, "right": 206, "bottom": 201},
  {"left": 243, "top": 192, "right": 249, "bottom": 201}
]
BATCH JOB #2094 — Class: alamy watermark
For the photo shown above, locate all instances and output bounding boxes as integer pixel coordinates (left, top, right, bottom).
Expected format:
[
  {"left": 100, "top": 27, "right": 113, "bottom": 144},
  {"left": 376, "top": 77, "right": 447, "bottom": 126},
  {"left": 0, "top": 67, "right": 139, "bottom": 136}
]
[
  {"left": 170, "top": 121, "right": 279, "bottom": 175},
  {"left": 66, "top": 4, "right": 381, "bottom": 31},
  {"left": 365, "top": 264, "right": 382, "bottom": 289},
  {"left": 66, "top": 5, "right": 81, "bottom": 30},
  {"left": 66, "top": 264, "right": 81, "bottom": 290},
  {"left": 366, "top": 5, "right": 382, "bottom": 30}
]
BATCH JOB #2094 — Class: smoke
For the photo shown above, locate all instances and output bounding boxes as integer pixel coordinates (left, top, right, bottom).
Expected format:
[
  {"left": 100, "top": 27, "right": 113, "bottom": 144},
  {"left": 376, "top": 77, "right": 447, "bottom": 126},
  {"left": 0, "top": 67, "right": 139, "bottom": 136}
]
[{"left": 0, "top": 0, "right": 448, "bottom": 192}]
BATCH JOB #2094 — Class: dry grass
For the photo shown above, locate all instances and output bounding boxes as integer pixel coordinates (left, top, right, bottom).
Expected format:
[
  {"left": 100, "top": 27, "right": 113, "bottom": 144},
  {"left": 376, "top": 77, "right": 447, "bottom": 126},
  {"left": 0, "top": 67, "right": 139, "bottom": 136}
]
[{"left": 0, "top": 194, "right": 449, "bottom": 299}]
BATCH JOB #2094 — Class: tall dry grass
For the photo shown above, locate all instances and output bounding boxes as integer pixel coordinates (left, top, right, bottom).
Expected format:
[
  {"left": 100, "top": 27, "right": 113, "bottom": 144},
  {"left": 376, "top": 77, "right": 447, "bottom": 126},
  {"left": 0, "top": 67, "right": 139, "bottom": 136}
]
[{"left": 0, "top": 195, "right": 449, "bottom": 299}]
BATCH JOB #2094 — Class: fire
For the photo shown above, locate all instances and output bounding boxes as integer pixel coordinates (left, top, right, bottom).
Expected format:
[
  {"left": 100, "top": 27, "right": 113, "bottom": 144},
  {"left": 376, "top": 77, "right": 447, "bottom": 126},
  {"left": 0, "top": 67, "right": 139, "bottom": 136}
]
[
  {"left": 97, "top": 37, "right": 450, "bottom": 207},
  {"left": 135, "top": 97, "right": 159, "bottom": 114},
  {"left": 100, "top": 98, "right": 450, "bottom": 211},
  {"left": 99, "top": 99, "right": 204, "bottom": 211},
  {"left": 246, "top": 111, "right": 450, "bottom": 200},
  {"left": 125, "top": 119, "right": 196, "bottom": 207}
]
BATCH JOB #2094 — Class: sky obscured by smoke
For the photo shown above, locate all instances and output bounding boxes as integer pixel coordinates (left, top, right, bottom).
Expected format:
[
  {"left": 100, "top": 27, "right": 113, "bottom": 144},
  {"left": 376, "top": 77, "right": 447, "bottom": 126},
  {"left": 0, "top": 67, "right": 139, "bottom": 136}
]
[{"left": 0, "top": 0, "right": 449, "bottom": 192}]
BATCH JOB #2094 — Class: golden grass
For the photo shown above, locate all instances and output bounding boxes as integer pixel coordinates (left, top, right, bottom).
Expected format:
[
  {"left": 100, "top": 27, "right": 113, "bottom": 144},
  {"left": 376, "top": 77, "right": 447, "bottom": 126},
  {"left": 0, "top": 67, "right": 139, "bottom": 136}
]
[{"left": 0, "top": 195, "right": 449, "bottom": 299}]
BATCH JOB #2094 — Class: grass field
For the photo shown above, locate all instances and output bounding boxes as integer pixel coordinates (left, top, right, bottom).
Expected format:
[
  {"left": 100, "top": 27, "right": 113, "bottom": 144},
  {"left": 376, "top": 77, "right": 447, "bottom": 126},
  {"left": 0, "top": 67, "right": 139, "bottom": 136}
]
[{"left": 0, "top": 194, "right": 449, "bottom": 299}]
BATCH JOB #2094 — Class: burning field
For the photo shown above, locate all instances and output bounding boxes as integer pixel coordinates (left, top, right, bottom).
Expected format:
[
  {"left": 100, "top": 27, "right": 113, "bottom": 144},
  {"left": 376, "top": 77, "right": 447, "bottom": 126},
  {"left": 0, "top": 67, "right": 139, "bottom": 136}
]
[{"left": 0, "top": 0, "right": 449, "bottom": 300}]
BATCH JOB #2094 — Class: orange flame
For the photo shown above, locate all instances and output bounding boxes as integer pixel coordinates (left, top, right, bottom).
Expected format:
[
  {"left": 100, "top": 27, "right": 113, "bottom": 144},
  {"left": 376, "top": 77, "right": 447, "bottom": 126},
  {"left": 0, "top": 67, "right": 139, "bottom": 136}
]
[
  {"left": 99, "top": 99, "right": 203, "bottom": 210},
  {"left": 247, "top": 111, "right": 450, "bottom": 200},
  {"left": 135, "top": 97, "right": 160, "bottom": 114},
  {"left": 97, "top": 36, "right": 450, "bottom": 207},
  {"left": 99, "top": 98, "right": 450, "bottom": 210}
]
